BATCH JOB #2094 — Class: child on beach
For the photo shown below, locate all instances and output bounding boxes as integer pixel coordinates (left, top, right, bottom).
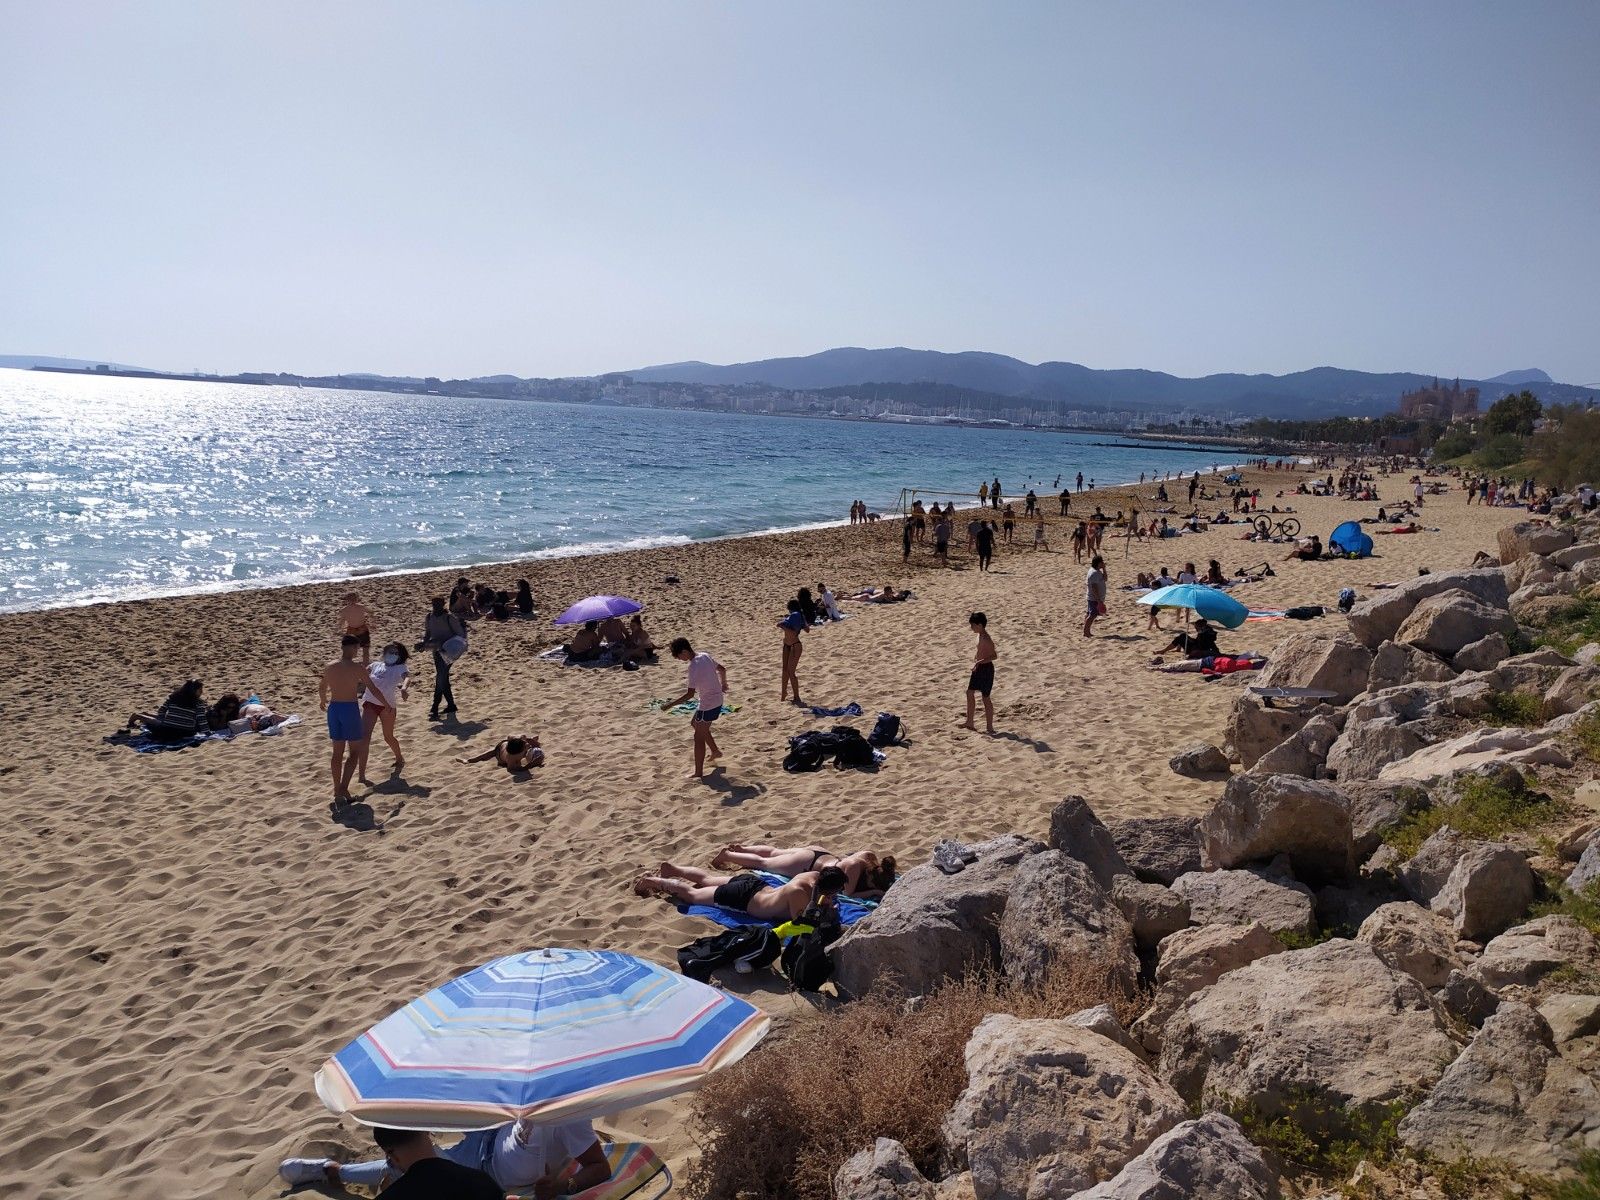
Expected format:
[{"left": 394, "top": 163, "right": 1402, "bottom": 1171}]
[
  {"left": 964, "top": 611, "right": 997, "bottom": 734},
  {"left": 1084, "top": 555, "right": 1108, "bottom": 637},
  {"left": 338, "top": 592, "right": 373, "bottom": 663},
  {"left": 665, "top": 637, "right": 728, "bottom": 779},
  {"left": 318, "top": 634, "right": 369, "bottom": 805}
]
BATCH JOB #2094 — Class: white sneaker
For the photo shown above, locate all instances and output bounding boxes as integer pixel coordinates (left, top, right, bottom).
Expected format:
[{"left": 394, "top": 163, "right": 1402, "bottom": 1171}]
[{"left": 279, "top": 1159, "right": 331, "bottom": 1186}]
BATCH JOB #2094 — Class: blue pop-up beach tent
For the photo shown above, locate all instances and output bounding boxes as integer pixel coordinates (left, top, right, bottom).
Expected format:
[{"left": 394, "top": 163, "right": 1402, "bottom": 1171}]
[{"left": 1329, "top": 521, "right": 1374, "bottom": 558}]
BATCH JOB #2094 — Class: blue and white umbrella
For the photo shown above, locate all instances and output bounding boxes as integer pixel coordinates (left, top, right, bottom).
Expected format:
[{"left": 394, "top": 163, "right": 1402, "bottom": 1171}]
[
  {"left": 1136, "top": 583, "right": 1249, "bottom": 629},
  {"left": 314, "top": 948, "right": 770, "bottom": 1131}
]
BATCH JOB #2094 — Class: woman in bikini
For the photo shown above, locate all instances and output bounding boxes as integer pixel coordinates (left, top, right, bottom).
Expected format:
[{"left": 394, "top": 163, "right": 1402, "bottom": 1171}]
[
  {"left": 634, "top": 864, "right": 848, "bottom": 922},
  {"left": 710, "top": 844, "right": 896, "bottom": 898},
  {"left": 459, "top": 735, "right": 544, "bottom": 770}
]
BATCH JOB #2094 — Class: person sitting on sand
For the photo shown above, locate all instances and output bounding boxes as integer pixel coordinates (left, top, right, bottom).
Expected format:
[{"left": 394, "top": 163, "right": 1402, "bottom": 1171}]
[
  {"left": 635, "top": 863, "right": 849, "bottom": 922},
  {"left": 1154, "top": 617, "right": 1221, "bottom": 661},
  {"left": 1206, "top": 559, "right": 1227, "bottom": 586},
  {"left": 128, "top": 679, "right": 211, "bottom": 743},
  {"left": 1284, "top": 535, "right": 1323, "bottom": 561},
  {"left": 338, "top": 592, "right": 373, "bottom": 663},
  {"left": 514, "top": 578, "right": 535, "bottom": 616},
  {"left": 711, "top": 844, "right": 898, "bottom": 898},
  {"left": 281, "top": 1117, "right": 610, "bottom": 1198},
  {"left": 597, "top": 614, "right": 629, "bottom": 647},
  {"left": 207, "top": 692, "right": 243, "bottom": 731},
  {"left": 459, "top": 735, "right": 544, "bottom": 770},
  {"left": 563, "top": 620, "right": 604, "bottom": 663},
  {"left": 796, "top": 586, "right": 820, "bottom": 625},
  {"left": 618, "top": 614, "right": 656, "bottom": 667},
  {"left": 817, "top": 581, "right": 842, "bottom": 621}
]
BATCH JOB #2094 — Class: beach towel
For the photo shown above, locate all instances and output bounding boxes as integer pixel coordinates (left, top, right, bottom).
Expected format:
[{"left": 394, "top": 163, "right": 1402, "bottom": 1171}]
[
  {"left": 1200, "top": 655, "right": 1266, "bottom": 677},
  {"left": 539, "top": 646, "right": 622, "bottom": 668},
  {"left": 674, "top": 870, "right": 878, "bottom": 930},
  {"left": 808, "top": 702, "right": 863, "bottom": 718},
  {"left": 507, "top": 1143, "right": 672, "bottom": 1200},
  {"left": 1244, "top": 609, "right": 1287, "bottom": 622},
  {"left": 108, "top": 712, "right": 300, "bottom": 752}
]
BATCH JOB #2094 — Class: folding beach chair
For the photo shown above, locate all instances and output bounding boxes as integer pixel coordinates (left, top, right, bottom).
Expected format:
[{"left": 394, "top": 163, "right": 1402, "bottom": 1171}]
[{"left": 511, "top": 1142, "right": 673, "bottom": 1200}]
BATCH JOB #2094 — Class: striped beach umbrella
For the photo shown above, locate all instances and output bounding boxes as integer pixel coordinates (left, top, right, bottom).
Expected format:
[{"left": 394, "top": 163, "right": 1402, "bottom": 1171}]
[{"left": 314, "top": 948, "right": 770, "bottom": 1131}]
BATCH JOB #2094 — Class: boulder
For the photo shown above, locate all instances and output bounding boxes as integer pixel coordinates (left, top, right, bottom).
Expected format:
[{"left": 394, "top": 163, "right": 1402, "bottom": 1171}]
[
  {"left": 1066, "top": 1004, "right": 1147, "bottom": 1059},
  {"left": 1324, "top": 718, "right": 1430, "bottom": 783},
  {"left": 1437, "top": 969, "right": 1501, "bottom": 1029},
  {"left": 1105, "top": 816, "right": 1203, "bottom": 887},
  {"left": 1470, "top": 916, "right": 1600, "bottom": 990},
  {"left": 1200, "top": 773, "right": 1354, "bottom": 882},
  {"left": 1576, "top": 642, "right": 1600, "bottom": 666},
  {"left": 1356, "top": 901, "right": 1464, "bottom": 988},
  {"left": 1110, "top": 876, "right": 1190, "bottom": 950},
  {"left": 1552, "top": 543, "right": 1600, "bottom": 570},
  {"left": 1048, "top": 796, "right": 1132, "bottom": 890},
  {"left": 999, "top": 851, "right": 1140, "bottom": 996},
  {"left": 1170, "top": 868, "right": 1316, "bottom": 937},
  {"left": 1157, "top": 940, "right": 1462, "bottom": 1119},
  {"left": 1504, "top": 552, "right": 1557, "bottom": 592},
  {"left": 1398, "top": 827, "right": 1468, "bottom": 905},
  {"left": 1367, "top": 640, "right": 1457, "bottom": 691},
  {"left": 1342, "top": 780, "right": 1431, "bottom": 860},
  {"left": 1544, "top": 700, "right": 1600, "bottom": 735},
  {"left": 943, "top": 1014, "right": 1187, "bottom": 1200},
  {"left": 1377, "top": 727, "right": 1572, "bottom": 784},
  {"left": 1538, "top": 993, "right": 1600, "bottom": 1044},
  {"left": 1430, "top": 842, "right": 1536, "bottom": 941},
  {"left": 836, "top": 1139, "right": 935, "bottom": 1200},
  {"left": 1257, "top": 634, "right": 1373, "bottom": 704},
  {"left": 1452, "top": 632, "right": 1510, "bottom": 672},
  {"left": 830, "top": 834, "right": 1044, "bottom": 998},
  {"left": 1224, "top": 695, "right": 1315, "bottom": 770},
  {"left": 1577, "top": 558, "right": 1600, "bottom": 588},
  {"left": 1544, "top": 665, "right": 1600, "bottom": 720},
  {"left": 1249, "top": 714, "right": 1341, "bottom": 779},
  {"left": 1556, "top": 818, "right": 1600, "bottom": 862},
  {"left": 1071, "top": 1113, "right": 1282, "bottom": 1200},
  {"left": 1513, "top": 591, "right": 1584, "bottom": 625},
  {"left": 1129, "top": 921, "right": 1285, "bottom": 1053},
  {"left": 1568, "top": 838, "right": 1600, "bottom": 893},
  {"left": 1398, "top": 1002, "right": 1600, "bottom": 1172},
  {"left": 1346, "top": 567, "right": 1510, "bottom": 649},
  {"left": 1498, "top": 521, "right": 1575, "bottom": 564},
  {"left": 1395, "top": 589, "right": 1518, "bottom": 657},
  {"left": 1168, "top": 742, "right": 1230, "bottom": 779},
  {"left": 1315, "top": 874, "right": 1408, "bottom": 933}
]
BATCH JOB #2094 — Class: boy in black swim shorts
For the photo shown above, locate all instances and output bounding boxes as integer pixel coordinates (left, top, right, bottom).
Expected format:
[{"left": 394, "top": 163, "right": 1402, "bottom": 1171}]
[{"left": 963, "top": 612, "right": 996, "bottom": 734}]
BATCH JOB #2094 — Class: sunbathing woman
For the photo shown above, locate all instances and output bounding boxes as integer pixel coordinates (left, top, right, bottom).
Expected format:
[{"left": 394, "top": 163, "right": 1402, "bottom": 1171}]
[
  {"left": 459, "top": 735, "right": 544, "bottom": 770},
  {"left": 634, "top": 864, "right": 848, "bottom": 922},
  {"left": 711, "top": 844, "right": 897, "bottom": 898}
]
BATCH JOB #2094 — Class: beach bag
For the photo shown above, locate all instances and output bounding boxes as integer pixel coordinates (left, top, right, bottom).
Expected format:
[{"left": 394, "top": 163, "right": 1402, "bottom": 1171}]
[
  {"left": 780, "top": 905, "right": 841, "bottom": 992},
  {"left": 783, "top": 731, "right": 828, "bottom": 773},
  {"left": 867, "top": 712, "right": 904, "bottom": 747},
  {"left": 676, "top": 927, "right": 780, "bottom": 983},
  {"left": 830, "top": 726, "right": 875, "bottom": 769}
]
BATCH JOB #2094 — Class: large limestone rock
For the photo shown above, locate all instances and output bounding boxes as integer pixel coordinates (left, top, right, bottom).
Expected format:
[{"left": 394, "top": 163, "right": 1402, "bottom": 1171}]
[
  {"left": 1539, "top": 993, "right": 1600, "bottom": 1043},
  {"left": 999, "top": 851, "right": 1140, "bottom": 996},
  {"left": 1110, "top": 876, "right": 1190, "bottom": 950},
  {"left": 1438, "top": 968, "right": 1501, "bottom": 1029},
  {"left": 1170, "top": 868, "right": 1315, "bottom": 937},
  {"left": 1315, "top": 874, "right": 1408, "bottom": 934},
  {"left": 1398, "top": 827, "right": 1468, "bottom": 904},
  {"left": 943, "top": 1014, "right": 1187, "bottom": 1200},
  {"left": 1130, "top": 921, "right": 1285, "bottom": 1053},
  {"left": 1249, "top": 713, "right": 1341, "bottom": 779},
  {"left": 1498, "top": 520, "right": 1575, "bottom": 564},
  {"left": 1048, "top": 796, "right": 1132, "bottom": 890},
  {"left": 1168, "top": 742, "right": 1230, "bottom": 779},
  {"left": 1398, "top": 1002, "right": 1600, "bottom": 1171},
  {"left": 1377, "top": 726, "right": 1572, "bottom": 783},
  {"left": 1071, "top": 1113, "right": 1282, "bottom": 1200},
  {"left": 1452, "top": 632, "right": 1510, "bottom": 672},
  {"left": 1431, "top": 841, "right": 1536, "bottom": 940},
  {"left": 1342, "top": 780, "right": 1431, "bottom": 860},
  {"left": 830, "top": 834, "right": 1043, "bottom": 998},
  {"left": 1513, "top": 589, "right": 1584, "bottom": 625},
  {"left": 1395, "top": 589, "right": 1518, "bottom": 657},
  {"left": 1225, "top": 695, "right": 1315, "bottom": 770},
  {"left": 1356, "top": 901, "right": 1464, "bottom": 988},
  {"left": 1158, "top": 940, "right": 1463, "bottom": 1119},
  {"left": 1470, "top": 916, "right": 1600, "bottom": 990},
  {"left": 1554, "top": 542, "right": 1600, "bottom": 570},
  {"left": 1105, "top": 817, "right": 1203, "bottom": 887},
  {"left": 1544, "top": 665, "right": 1600, "bottom": 719},
  {"left": 835, "top": 1139, "right": 935, "bottom": 1200},
  {"left": 1066, "top": 1004, "right": 1147, "bottom": 1059},
  {"left": 1257, "top": 633, "right": 1373, "bottom": 704},
  {"left": 1325, "top": 718, "right": 1431, "bottom": 783},
  {"left": 1367, "top": 640, "right": 1458, "bottom": 691},
  {"left": 1346, "top": 567, "right": 1510, "bottom": 649},
  {"left": 1200, "top": 773, "right": 1354, "bottom": 882},
  {"left": 1569, "top": 838, "right": 1600, "bottom": 892}
]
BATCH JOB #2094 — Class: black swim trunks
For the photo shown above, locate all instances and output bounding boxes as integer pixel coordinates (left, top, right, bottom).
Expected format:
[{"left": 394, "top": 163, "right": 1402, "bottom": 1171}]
[
  {"left": 711, "top": 873, "right": 767, "bottom": 912},
  {"left": 968, "top": 661, "right": 994, "bottom": 696}
]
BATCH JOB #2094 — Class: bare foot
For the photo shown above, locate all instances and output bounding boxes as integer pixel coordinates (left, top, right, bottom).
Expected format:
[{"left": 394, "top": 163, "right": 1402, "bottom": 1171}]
[
  {"left": 687, "top": 771, "right": 705, "bottom": 781},
  {"left": 392, "top": 758, "right": 405, "bottom": 771},
  {"left": 357, "top": 774, "right": 372, "bottom": 785},
  {"left": 658, "top": 861, "right": 687, "bottom": 879},
  {"left": 960, "top": 720, "right": 976, "bottom": 730},
  {"left": 632, "top": 875, "right": 667, "bottom": 899}
]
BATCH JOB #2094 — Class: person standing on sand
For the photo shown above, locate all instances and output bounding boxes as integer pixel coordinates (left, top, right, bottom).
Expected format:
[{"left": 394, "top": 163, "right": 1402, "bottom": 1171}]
[
  {"left": 319, "top": 634, "right": 369, "bottom": 805},
  {"left": 338, "top": 592, "right": 373, "bottom": 663},
  {"left": 991, "top": 477, "right": 1002, "bottom": 510},
  {"left": 902, "top": 517, "right": 914, "bottom": 562},
  {"left": 778, "top": 599, "right": 805, "bottom": 703},
  {"left": 665, "top": 637, "right": 728, "bottom": 779},
  {"left": 420, "top": 595, "right": 465, "bottom": 720},
  {"left": 934, "top": 512, "right": 952, "bottom": 563},
  {"left": 975, "top": 519, "right": 995, "bottom": 572},
  {"left": 355, "top": 642, "right": 409, "bottom": 783},
  {"left": 978, "top": 481, "right": 989, "bottom": 505},
  {"left": 963, "top": 612, "right": 997, "bottom": 733},
  {"left": 1084, "top": 555, "right": 1108, "bottom": 637}
]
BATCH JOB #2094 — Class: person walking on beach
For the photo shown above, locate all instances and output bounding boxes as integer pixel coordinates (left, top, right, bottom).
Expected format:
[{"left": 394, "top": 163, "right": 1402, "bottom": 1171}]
[
  {"left": 319, "top": 634, "right": 369, "bottom": 806},
  {"left": 778, "top": 600, "right": 805, "bottom": 704},
  {"left": 1076, "top": 471, "right": 1084, "bottom": 492},
  {"left": 934, "top": 512, "right": 952, "bottom": 563},
  {"left": 338, "top": 592, "right": 373, "bottom": 663},
  {"left": 963, "top": 612, "right": 997, "bottom": 734},
  {"left": 421, "top": 595, "right": 466, "bottom": 720},
  {"left": 665, "top": 637, "right": 728, "bottom": 779},
  {"left": 978, "top": 481, "right": 989, "bottom": 505},
  {"left": 991, "top": 477, "right": 1003, "bottom": 510},
  {"left": 902, "top": 517, "right": 914, "bottom": 562},
  {"left": 1059, "top": 488, "right": 1071, "bottom": 515},
  {"left": 1084, "top": 555, "right": 1108, "bottom": 637},
  {"left": 1002, "top": 503, "right": 1016, "bottom": 544},
  {"left": 975, "top": 519, "right": 995, "bottom": 572},
  {"left": 355, "top": 641, "right": 409, "bottom": 783}
]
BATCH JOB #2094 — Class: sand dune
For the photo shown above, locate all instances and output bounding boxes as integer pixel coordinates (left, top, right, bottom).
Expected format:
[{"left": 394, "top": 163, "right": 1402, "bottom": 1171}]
[{"left": 0, "top": 464, "right": 1517, "bottom": 1197}]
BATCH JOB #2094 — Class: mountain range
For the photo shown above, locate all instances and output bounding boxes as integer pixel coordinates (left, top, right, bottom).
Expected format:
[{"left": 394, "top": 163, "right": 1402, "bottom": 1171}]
[{"left": 624, "top": 349, "right": 1584, "bottom": 417}]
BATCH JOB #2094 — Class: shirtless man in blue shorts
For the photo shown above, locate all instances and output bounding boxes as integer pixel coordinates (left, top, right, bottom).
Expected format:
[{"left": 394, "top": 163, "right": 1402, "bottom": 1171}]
[{"left": 319, "top": 634, "right": 369, "bottom": 806}]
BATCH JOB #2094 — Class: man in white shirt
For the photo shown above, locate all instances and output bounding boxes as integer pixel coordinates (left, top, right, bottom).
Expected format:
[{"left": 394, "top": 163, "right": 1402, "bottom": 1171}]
[
  {"left": 817, "top": 582, "right": 842, "bottom": 621},
  {"left": 665, "top": 637, "right": 729, "bottom": 779}
]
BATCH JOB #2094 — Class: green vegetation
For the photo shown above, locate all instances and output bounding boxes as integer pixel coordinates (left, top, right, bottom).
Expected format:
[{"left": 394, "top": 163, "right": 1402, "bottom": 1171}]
[
  {"left": 1275, "top": 925, "right": 1354, "bottom": 950},
  {"left": 1532, "top": 594, "right": 1600, "bottom": 658},
  {"left": 1533, "top": 877, "right": 1600, "bottom": 940},
  {"left": 1482, "top": 690, "right": 1545, "bottom": 727},
  {"left": 1534, "top": 1151, "right": 1600, "bottom": 1200},
  {"left": 1224, "top": 1092, "right": 1409, "bottom": 1178},
  {"left": 1382, "top": 773, "right": 1560, "bottom": 858},
  {"left": 1574, "top": 710, "right": 1600, "bottom": 763}
]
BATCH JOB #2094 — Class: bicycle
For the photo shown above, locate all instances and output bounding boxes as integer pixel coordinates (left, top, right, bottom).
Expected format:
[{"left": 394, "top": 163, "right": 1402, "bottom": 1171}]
[{"left": 1253, "top": 515, "right": 1301, "bottom": 539}]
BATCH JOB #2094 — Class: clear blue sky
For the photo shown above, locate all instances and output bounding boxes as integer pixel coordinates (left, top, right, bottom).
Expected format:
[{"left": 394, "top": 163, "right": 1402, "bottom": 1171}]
[{"left": 3, "top": 2, "right": 1597, "bottom": 383}]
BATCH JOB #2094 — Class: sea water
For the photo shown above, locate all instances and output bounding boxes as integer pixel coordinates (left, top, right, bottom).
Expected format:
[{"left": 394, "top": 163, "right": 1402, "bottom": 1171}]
[{"left": 0, "top": 368, "right": 1239, "bottom": 612}]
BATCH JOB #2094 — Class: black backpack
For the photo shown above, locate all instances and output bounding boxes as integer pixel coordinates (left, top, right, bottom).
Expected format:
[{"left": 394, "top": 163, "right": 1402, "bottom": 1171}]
[
  {"left": 779, "top": 903, "right": 842, "bottom": 992},
  {"left": 867, "top": 712, "right": 904, "bottom": 747},
  {"left": 676, "top": 926, "right": 780, "bottom": 983},
  {"left": 830, "top": 727, "right": 876, "bottom": 770}
]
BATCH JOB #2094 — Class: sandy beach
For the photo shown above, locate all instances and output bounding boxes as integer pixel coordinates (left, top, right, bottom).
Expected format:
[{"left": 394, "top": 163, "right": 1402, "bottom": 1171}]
[{"left": 0, "top": 464, "right": 1526, "bottom": 1198}]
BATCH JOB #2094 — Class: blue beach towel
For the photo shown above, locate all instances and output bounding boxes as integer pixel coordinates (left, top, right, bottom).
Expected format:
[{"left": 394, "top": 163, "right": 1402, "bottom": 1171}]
[
  {"left": 675, "top": 870, "right": 878, "bottom": 930},
  {"left": 808, "top": 702, "right": 863, "bottom": 718}
]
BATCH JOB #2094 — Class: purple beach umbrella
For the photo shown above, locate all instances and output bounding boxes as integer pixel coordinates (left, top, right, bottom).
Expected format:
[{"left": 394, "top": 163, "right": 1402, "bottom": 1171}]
[{"left": 553, "top": 594, "right": 644, "bottom": 626}]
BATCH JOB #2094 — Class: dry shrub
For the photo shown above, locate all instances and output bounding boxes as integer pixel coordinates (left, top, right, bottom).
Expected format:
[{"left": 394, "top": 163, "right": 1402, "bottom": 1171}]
[{"left": 684, "top": 958, "right": 1147, "bottom": 1200}]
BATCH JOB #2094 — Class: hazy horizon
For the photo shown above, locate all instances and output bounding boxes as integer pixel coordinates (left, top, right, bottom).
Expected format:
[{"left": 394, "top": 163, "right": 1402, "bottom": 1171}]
[{"left": 3, "top": 2, "right": 1597, "bottom": 383}]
